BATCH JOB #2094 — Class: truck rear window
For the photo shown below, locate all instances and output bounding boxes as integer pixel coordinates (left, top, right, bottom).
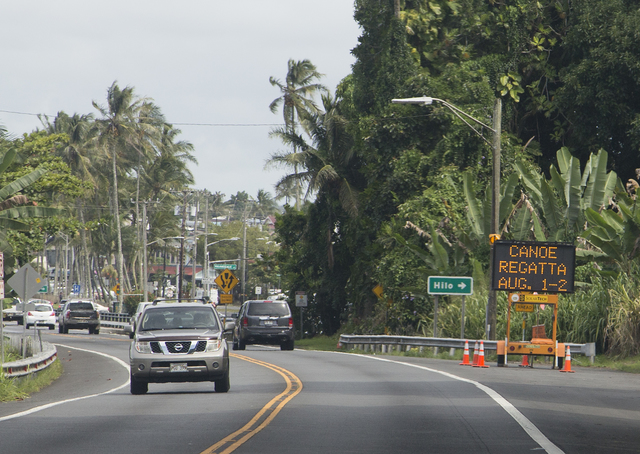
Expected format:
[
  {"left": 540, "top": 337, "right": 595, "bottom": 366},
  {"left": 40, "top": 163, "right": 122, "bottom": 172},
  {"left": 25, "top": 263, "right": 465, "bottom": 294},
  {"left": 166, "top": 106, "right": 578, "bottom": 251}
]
[{"left": 69, "top": 302, "right": 94, "bottom": 311}]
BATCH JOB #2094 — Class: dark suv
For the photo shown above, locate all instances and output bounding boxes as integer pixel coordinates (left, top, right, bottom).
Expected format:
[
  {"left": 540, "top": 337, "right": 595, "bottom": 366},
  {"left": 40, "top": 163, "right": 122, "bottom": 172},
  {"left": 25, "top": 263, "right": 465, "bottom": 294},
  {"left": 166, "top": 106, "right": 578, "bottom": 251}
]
[{"left": 233, "top": 300, "right": 294, "bottom": 351}]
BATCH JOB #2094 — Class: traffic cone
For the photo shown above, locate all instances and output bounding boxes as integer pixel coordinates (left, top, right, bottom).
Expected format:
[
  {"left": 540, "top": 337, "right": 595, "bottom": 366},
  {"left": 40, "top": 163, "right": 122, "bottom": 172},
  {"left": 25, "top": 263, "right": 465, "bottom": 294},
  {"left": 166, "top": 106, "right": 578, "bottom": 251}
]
[
  {"left": 473, "top": 341, "right": 490, "bottom": 368},
  {"left": 472, "top": 340, "right": 479, "bottom": 366},
  {"left": 459, "top": 340, "right": 471, "bottom": 365},
  {"left": 559, "top": 345, "right": 575, "bottom": 373},
  {"left": 519, "top": 354, "right": 531, "bottom": 368}
]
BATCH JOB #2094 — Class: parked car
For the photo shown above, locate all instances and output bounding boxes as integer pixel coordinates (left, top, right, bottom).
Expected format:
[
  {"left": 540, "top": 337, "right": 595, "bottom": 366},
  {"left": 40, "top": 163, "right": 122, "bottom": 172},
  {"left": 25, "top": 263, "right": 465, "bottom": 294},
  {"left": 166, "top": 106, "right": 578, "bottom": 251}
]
[
  {"left": 128, "top": 300, "right": 233, "bottom": 394},
  {"left": 25, "top": 300, "right": 56, "bottom": 329},
  {"left": 2, "top": 298, "right": 24, "bottom": 323},
  {"left": 58, "top": 300, "right": 101, "bottom": 334},
  {"left": 92, "top": 302, "right": 110, "bottom": 313},
  {"left": 233, "top": 300, "right": 294, "bottom": 351}
]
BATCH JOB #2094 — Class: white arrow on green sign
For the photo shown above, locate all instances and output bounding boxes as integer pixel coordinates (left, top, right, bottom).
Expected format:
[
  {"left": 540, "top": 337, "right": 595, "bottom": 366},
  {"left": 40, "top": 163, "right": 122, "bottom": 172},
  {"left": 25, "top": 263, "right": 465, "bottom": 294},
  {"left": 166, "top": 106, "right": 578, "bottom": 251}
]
[{"left": 428, "top": 276, "right": 473, "bottom": 295}]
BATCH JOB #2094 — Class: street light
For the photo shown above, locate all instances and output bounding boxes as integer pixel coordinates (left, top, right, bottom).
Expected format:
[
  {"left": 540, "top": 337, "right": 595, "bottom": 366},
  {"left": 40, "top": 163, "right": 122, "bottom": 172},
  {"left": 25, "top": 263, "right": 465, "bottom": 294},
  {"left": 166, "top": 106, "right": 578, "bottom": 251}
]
[
  {"left": 392, "top": 95, "right": 502, "bottom": 340},
  {"left": 144, "top": 236, "right": 183, "bottom": 301}
]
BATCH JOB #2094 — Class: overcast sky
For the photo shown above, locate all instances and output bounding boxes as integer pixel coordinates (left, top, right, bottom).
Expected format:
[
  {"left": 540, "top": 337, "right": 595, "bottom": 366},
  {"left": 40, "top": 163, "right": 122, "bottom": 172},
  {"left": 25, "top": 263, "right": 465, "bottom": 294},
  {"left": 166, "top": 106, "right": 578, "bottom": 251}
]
[{"left": 0, "top": 1, "right": 361, "bottom": 201}]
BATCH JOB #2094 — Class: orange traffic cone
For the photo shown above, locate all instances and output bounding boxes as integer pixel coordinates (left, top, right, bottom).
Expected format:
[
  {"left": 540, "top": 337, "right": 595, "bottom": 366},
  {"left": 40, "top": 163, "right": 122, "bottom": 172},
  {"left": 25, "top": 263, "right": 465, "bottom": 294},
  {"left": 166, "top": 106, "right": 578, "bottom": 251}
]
[
  {"left": 459, "top": 340, "right": 471, "bottom": 365},
  {"left": 560, "top": 345, "right": 575, "bottom": 373},
  {"left": 519, "top": 354, "right": 531, "bottom": 368},
  {"left": 471, "top": 340, "right": 479, "bottom": 366},
  {"left": 473, "top": 341, "right": 490, "bottom": 368}
]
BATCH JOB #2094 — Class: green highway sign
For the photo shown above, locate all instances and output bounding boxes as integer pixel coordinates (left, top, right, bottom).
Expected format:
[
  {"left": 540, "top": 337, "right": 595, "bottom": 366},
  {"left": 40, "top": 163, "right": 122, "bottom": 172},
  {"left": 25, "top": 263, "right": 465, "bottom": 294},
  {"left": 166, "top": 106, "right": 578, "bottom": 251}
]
[
  {"left": 213, "top": 263, "right": 237, "bottom": 270},
  {"left": 428, "top": 276, "right": 473, "bottom": 295}
]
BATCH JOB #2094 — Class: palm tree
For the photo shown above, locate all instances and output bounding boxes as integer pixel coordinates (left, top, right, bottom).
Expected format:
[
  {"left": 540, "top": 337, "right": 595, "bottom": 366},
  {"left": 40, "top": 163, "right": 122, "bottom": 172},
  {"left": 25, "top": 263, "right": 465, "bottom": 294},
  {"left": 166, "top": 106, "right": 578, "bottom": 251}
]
[
  {"left": 254, "top": 189, "right": 278, "bottom": 219},
  {"left": 92, "top": 81, "right": 153, "bottom": 310},
  {"left": 269, "top": 59, "right": 327, "bottom": 209},
  {"left": 269, "top": 93, "right": 360, "bottom": 269}
]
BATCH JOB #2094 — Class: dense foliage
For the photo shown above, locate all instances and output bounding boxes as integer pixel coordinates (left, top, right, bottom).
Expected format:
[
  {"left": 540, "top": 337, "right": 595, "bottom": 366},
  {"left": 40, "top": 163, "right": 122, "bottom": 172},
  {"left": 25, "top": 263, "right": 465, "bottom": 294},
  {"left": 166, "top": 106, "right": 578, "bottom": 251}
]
[{"left": 270, "top": 0, "right": 640, "bottom": 357}]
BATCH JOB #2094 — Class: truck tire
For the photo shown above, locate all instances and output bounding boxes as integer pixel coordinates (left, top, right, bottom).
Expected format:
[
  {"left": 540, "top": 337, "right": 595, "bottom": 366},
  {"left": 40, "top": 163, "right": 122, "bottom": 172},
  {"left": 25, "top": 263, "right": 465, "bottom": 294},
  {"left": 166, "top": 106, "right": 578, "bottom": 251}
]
[
  {"left": 214, "top": 370, "right": 230, "bottom": 393},
  {"left": 130, "top": 374, "right": 148, "bottom": 395}
]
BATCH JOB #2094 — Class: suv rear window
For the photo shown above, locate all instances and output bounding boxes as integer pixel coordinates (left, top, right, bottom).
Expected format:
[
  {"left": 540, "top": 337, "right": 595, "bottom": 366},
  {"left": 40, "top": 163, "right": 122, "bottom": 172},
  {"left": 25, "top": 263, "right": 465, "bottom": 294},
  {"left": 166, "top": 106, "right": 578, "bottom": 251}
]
[
  {"left": 247, "top": 302, "right": 290, "bottom": 316},
  {"left": 69, "top": 302, "right": 95, "bottom": 310}
]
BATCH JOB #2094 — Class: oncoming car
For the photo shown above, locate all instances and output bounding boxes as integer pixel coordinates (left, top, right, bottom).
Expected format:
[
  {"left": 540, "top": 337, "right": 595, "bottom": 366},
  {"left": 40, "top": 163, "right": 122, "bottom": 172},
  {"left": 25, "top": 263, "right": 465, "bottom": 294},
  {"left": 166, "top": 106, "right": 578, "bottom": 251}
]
[
  {"left": 233, "top": 300, "right": 294, "bottom": 351},
  {"left": 129, "top": 300, "right": 233, "bottom": 395}
]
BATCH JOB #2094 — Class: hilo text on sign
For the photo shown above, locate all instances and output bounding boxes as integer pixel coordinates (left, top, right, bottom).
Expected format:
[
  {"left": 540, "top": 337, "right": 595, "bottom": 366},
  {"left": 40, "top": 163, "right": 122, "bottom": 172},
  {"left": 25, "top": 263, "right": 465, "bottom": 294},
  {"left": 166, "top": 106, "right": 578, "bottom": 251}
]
[{"left": 427, "top": 276, "right": 473, "bottom": 295}]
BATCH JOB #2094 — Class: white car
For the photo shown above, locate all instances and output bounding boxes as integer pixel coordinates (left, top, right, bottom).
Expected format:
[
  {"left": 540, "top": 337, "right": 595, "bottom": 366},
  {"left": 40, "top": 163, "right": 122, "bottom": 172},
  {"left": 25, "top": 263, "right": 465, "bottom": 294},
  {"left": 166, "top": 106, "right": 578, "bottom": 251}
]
[{"left": 25, "top": 301, "right": 56, "bottom": 329}]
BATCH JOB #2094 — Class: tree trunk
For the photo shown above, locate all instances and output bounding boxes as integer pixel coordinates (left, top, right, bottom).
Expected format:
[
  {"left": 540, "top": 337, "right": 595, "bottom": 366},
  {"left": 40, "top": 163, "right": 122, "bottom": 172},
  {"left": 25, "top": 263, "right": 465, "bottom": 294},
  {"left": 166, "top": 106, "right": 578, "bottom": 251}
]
[{"left": 112, "top": 144, "right": 125, "bottom": 311}]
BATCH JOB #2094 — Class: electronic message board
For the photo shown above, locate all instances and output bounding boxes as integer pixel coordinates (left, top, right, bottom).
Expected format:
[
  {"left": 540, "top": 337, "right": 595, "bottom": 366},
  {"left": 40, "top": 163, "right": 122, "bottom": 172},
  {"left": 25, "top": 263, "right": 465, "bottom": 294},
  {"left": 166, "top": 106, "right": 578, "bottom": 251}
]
[{"left": 491, "top": 241, "right": 575, "bottom": 293}]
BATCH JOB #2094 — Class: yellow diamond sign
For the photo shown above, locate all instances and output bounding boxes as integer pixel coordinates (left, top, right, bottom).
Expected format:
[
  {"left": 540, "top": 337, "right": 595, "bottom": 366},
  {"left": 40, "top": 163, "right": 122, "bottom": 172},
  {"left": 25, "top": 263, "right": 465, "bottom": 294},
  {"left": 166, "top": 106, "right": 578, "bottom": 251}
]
[{"left": 215, "top": 269, "right": 239, "bottom": 293}]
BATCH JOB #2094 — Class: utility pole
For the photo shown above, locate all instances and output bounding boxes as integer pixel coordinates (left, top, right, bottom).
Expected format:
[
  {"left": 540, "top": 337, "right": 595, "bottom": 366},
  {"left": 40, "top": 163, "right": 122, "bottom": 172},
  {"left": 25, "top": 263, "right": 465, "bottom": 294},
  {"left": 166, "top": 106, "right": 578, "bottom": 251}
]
[
  {"left": 241, "top": 212, "right": 247, "bottom": 303},
  {"left": 178, "top": 192, "right": 188, "bottom": 302},
  {"left": 204, "top": 193, "right": 209, "bottom": 296},
  {"left": 191, "top": 192, "right": 199, "bottom": 298},
  {"left": 486, "top": 98, "right": 502, "bottom": 340},
  {"left": 142, "top": 201, "right": 148, "bottom": 301}
]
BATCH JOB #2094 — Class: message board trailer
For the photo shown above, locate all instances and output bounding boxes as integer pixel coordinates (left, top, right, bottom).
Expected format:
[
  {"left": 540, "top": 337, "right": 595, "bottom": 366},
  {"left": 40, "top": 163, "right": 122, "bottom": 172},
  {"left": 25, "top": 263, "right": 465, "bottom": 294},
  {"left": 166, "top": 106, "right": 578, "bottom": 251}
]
[{"left": 491, "top": 240, "right": 576, "bottom": 293}]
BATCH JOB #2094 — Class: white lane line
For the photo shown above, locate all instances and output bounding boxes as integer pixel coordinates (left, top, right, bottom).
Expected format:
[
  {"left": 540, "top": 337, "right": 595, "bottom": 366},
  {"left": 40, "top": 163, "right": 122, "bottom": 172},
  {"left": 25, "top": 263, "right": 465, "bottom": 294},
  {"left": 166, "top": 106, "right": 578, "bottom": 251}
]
[
  {"left": 352, "top": 354, "right": 564, "bottom": 454},
  {"left": 0, "top": 344, "right": 130, "bottom": 422}
]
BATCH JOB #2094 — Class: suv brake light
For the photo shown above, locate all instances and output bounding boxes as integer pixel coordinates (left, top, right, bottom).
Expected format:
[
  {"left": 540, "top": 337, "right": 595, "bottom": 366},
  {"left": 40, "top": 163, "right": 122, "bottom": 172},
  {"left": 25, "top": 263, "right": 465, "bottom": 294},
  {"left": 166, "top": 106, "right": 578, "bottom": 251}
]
[
  {"left": 65, "top": 310, "right": 71, "bottom": 319},
  {"left": 288, "top": 317, "right": 293, "bottom": 328},
  {"left": 242, "top": 317, "right": 248, "bottom": 327}
]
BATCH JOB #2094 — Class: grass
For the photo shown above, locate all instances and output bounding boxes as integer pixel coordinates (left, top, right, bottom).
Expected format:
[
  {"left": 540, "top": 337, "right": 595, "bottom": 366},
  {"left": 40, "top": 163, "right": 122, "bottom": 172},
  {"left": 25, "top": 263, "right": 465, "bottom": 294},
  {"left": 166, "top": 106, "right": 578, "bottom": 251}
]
[
  {"left": 0, "top": 359, "right": 63, "bottom": 402},
  {"left": 296, "top": 335, "right": 640, "bottom": 373}
]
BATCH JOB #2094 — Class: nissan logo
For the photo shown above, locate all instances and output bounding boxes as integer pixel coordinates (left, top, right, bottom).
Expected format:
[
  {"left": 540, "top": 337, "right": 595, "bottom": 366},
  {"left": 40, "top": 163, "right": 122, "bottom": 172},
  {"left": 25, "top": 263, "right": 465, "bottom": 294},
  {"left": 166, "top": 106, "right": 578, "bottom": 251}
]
[{"left": 174, "top": 343, "right": 184, "bottom": 352}]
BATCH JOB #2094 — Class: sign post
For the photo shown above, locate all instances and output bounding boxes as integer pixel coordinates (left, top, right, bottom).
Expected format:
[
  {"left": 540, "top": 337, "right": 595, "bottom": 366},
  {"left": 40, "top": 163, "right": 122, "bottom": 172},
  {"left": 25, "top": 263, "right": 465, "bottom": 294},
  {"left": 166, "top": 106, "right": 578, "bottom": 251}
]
[
  {"left": 7, "top": 264, "right": 45, "bottom": 301},
  {"left": 428, "top": 276, "right": 474, "bottom": 340},
  {"left": 295, "top": 291, "right": 307, "bottom": 340},
  {"left": 214, "top": 269, "right": 239, "bottom": 306}
]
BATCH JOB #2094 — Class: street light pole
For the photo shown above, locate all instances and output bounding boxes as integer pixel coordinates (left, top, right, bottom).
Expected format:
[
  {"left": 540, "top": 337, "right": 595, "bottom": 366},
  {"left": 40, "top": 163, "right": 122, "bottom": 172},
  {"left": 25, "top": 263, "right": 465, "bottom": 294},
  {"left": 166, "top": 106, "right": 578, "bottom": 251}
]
[{"left": 392, "top": 95, "right": 502, "bottom": 340}]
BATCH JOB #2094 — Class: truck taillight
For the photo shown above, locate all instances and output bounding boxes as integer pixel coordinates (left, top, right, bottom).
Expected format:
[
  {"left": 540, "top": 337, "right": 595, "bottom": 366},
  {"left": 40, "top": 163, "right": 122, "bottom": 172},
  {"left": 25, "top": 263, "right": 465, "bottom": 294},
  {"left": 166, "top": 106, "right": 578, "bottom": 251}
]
[
  {"left": 242, "top": 317, "right": 248, "bottom": 327},
  {"left": 65, "top": 310, "right": 70, "bottom": 319},
  {"left": 288, "top": 317, "right": 293, "bottom": 328}
]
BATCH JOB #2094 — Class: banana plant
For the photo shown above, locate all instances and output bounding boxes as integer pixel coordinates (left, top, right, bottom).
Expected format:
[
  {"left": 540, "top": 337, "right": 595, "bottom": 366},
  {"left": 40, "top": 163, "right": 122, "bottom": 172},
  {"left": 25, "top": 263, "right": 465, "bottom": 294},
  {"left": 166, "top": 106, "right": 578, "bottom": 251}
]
[
  {"left": 463, "top": 170, "right": 520, "bottom": 242},
  {"left": 514, "top": 148, "right": 616, "bottom": 242},
  {"left": 0, "top": 147, "right": 62, "bottom": 250},
  {"left": 580, "top": 177, "right": 640, "bottom": 271}
]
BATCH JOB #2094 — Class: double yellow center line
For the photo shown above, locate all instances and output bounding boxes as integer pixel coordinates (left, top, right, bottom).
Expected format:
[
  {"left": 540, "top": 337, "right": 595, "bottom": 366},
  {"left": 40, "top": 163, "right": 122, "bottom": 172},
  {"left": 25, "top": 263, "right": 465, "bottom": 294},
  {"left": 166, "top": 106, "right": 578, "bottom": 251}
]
[{"left": 201, "top": 353, "right": 303, "bottom": 454}]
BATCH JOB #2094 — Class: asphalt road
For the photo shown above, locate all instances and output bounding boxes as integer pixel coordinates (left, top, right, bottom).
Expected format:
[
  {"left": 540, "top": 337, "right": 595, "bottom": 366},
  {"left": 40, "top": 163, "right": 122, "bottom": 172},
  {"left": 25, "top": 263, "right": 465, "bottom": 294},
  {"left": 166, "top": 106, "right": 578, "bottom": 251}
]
[{"left": 1, "top": 328, "right": 639, "bottom": 454}]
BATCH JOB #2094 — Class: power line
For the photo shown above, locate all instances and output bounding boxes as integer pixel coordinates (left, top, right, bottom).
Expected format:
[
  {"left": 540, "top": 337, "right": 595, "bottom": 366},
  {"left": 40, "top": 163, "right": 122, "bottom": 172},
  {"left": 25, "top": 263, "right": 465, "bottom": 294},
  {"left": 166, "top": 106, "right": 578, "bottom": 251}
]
[{"left": 0, "top": 109, "right": 285, "bottom": 127}]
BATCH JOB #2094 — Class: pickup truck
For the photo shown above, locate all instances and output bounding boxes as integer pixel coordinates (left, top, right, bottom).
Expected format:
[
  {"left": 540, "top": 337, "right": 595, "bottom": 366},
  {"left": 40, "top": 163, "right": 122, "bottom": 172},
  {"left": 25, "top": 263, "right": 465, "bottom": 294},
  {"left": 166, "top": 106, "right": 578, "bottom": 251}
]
[
  {"left": 3, "top": 299, "right": 25, "bottom": 324},
  {"left": 3, "top": 306, "right": 23, "bottom": 323},
  {"left": 58, "top": 300, "right": 101, "bottom": 334}
]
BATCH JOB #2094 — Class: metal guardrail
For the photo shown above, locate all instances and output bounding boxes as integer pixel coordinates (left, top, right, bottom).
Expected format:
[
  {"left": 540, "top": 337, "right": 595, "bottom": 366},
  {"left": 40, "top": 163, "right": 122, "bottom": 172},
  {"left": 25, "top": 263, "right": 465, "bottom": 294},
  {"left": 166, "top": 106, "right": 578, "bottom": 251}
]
[
  {"left": 99, "top": 311, "right": 130, "bottom": 329},
  {"left": 2, "top": 338, "right": 57, "bottom": 378},
  {"left": 338, "top": 335, "right": 596, "bottom": 360}
]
